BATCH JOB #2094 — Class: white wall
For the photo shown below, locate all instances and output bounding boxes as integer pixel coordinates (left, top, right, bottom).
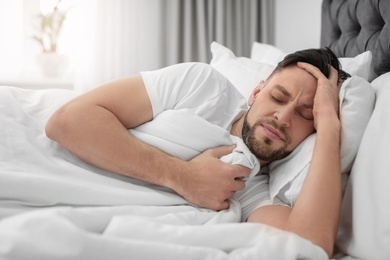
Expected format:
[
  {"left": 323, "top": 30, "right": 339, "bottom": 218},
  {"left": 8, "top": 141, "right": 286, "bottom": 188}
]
[{"left": 274, "top": 0, "right": 322, "bottom": 53}]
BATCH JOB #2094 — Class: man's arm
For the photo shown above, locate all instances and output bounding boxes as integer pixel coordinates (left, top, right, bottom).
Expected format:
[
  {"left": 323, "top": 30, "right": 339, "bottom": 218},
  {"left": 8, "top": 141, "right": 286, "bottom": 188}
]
[
  {"left": 46, "top": 75, "right": 250, "bottom": 210},
  {"left": 247, "top": 63, "right": 342, "bottom": 257}
]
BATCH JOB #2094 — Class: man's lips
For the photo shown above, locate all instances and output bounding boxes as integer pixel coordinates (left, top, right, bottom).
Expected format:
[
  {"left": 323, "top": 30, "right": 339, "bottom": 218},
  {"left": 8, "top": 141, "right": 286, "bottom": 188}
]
[{"left": 262, "top": 124, "right": 286, "bottom": 141}]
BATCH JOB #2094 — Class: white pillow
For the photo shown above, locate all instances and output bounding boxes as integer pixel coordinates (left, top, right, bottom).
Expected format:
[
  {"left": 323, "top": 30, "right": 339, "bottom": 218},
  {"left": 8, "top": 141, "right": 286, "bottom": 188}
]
[
  {"left": 210, "top": 41, "right": 376, "bottom": 206},
  {"left": 268, "top": 75, "right": 376, "bottom": 206},
  {"left": 250, "top": 41, "right": 286, "bottom": 66},
  {"left": 336, "top": 72, "right": 390, "bottom": 259},
  {"left": 210, "top": 41, "right": 275, "bottom": 99},
  {"left": 339, "top": 51, "right": 376, "bottom": 82},
  {"left": 250, "top": 41, "right": 375, "bottom": 82}
]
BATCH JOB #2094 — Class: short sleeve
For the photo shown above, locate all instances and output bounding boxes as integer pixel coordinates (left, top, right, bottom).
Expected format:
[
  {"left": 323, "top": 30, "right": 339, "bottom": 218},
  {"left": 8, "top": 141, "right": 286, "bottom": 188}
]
[
  {"left": 141, "top": 62, "right": 228, "bottom": 117},
  {"left": 234, "top": 175, "right": 274, "bottom": 221},
  {"left": 141, "top": 62, "right": 247, "bottom": 130}
]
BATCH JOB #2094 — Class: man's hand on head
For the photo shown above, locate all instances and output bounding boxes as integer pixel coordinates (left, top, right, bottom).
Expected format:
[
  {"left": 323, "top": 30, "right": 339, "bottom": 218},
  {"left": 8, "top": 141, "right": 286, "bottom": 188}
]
[
  {"left": 173, "top": 145, "right": 251, "bottom": 210},
  {"left": 297, "top": 62, "right": 341, "bottom": 131}
]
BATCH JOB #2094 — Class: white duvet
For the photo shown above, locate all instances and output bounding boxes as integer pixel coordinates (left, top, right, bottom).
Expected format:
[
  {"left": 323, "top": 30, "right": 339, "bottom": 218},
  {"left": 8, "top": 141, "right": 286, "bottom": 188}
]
[{"left": 0, "top": 86, "right": 328, "bottom": 259}]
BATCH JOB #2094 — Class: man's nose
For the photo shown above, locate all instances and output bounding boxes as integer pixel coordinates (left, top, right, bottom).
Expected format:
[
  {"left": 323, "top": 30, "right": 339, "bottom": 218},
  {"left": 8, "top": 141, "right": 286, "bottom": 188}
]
[{"left": 273, "top": 106, "right": 293, "bottom": 127}]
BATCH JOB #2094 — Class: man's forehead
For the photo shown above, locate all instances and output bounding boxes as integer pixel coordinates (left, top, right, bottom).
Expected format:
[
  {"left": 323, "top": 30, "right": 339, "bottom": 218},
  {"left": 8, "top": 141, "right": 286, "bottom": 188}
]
[
  {"left": 268, "top": 66, "right": 317, "bottom": 89},
  {"left": 268, "top": 80, "right": 315, "bottom": 108},
  {"left": 273, "top": 64, "right": 317, "bottom": 80}
]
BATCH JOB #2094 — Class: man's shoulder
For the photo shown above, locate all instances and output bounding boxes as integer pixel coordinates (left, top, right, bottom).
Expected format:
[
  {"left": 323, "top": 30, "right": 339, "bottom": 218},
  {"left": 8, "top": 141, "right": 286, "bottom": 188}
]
[
  {"left": 166, "top": 62, "right": 232, "bottom": 93},
  {"left": 172, "top": 62, "right": 219, "bottom": 77},
  {"left": 170, "top": 62, "right": 229, "bottom": 78}
]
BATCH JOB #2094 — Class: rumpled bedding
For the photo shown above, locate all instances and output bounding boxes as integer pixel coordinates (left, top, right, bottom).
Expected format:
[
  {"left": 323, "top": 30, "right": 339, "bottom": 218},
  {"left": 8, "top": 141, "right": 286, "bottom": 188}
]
[
  {"left": 335, "top": 73, "right": 390, "bottom": 260},
  {"left": 0, "top": 86, "right": 327, "bottom": 260}
]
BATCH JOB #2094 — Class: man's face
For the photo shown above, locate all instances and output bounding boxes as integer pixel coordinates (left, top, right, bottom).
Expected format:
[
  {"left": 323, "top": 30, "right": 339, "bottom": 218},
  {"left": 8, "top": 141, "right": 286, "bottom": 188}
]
[{"left": 242, "top": 65, "right": 317, "bottom": 162}]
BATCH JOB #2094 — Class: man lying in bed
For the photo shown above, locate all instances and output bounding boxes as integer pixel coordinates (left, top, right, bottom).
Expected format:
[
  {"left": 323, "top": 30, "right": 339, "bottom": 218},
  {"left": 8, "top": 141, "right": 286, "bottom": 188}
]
[{"left": 46, "top": 48, "right": 343, "bottom": 257}]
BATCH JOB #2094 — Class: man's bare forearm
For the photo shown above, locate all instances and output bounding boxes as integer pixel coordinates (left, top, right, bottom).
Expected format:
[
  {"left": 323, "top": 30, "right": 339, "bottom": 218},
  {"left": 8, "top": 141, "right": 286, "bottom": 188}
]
[
  {"left": 285, "top": 118, "right": 341, "bottom": 255},
  {"left": 46, "top": 102, "right": 186, "bottom": 189}
]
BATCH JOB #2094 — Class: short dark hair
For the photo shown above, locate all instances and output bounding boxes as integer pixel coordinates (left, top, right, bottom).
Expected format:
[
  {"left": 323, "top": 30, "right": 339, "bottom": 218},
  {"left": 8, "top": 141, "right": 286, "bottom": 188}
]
[{"left": 270, "top": 47, "right": 350, "bottom": 82}]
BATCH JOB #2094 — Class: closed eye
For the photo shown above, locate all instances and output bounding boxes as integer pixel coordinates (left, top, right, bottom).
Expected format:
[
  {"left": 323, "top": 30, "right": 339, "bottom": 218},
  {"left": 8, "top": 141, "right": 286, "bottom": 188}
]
[
  {"left": 270, "top": 85, "right": 290, "bottom": 104},
  {"left": 298, "top": 110, "right": 313, "bottom": 121},
  {"left": 270, "top": 94, "right": 286, "bottom": 104}
]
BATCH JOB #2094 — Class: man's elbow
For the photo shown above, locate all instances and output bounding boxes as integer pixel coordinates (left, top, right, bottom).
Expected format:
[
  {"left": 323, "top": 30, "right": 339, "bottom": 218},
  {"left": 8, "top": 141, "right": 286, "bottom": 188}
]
[
  {"left": 312, "top": 234, "right": 335, "bottom": 258},
  {"left": 45, "top": 104, "right": 76, "bottom": 142}
]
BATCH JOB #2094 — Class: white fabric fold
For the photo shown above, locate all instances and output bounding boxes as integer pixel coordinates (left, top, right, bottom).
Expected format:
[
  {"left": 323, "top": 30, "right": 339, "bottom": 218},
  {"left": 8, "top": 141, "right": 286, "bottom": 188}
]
[
  {"left": 0, "top": 86, "right": 327, "bottom": 260},
  {"left": 131, "top": 109, "right": 260, "bottom": 178}
]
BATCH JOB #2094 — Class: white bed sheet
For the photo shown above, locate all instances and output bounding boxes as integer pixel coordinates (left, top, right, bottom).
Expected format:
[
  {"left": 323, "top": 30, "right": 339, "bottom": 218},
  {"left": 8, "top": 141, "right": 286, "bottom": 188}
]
[{"left": 0, "top": 86, "right": 327, "bottom": 259}]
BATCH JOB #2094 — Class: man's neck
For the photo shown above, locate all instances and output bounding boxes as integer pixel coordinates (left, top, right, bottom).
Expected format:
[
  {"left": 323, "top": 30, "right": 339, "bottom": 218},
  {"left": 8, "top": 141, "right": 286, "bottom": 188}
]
[{"left": 230, "top": 115, "right": 244, "bottom": 139}]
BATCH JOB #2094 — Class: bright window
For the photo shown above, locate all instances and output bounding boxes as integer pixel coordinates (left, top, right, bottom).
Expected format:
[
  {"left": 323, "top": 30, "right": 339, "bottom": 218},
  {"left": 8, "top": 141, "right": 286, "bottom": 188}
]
[
  {"left": 0, "top": 0, "right": 88, "bottom": 88},
  {"left": 0, "top": 0, "right": 23, "bottom": 78}
]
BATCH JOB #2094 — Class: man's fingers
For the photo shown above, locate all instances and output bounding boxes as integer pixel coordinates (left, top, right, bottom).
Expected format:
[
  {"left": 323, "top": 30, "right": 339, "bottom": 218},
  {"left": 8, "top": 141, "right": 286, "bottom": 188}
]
[
  {"left": 219, "top": 200, "right": 230, "bottom": 210},
  {"left": 232, "top": 164, "right": 251, "bottom": 178},
  {"left": 233, "top": 177, "right": 246, "bottom": 191},
  {"left": 297, "top": 61, "right": 339, "bottom": 84},
  {"left": 328, "top": 65, "right": 339, "bottom": 84},
  {"left": 207, "top": 145, "right": 236, "bottom": 158},
  {"left": 296, "top": 61, "right": 323, "bottom": 79}
]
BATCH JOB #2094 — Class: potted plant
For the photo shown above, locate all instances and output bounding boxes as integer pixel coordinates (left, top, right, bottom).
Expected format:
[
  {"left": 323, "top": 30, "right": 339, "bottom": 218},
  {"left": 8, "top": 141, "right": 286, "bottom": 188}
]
[{"left": 33, "top": 0, "right": 69, "bottom": 78}]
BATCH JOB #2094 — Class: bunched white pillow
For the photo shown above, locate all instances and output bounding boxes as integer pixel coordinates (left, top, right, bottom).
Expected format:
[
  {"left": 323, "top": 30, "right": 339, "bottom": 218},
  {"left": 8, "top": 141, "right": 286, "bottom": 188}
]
[
  {"left": 250, "top": 42, "right": 286, "bottom": 66},
  {"left": 210, "top": 41, "right": 275, "bottom": 99},
  {"left": 210, "top": 41, "right": 376, "bottom": 206},
  {"left": 337, "top": 72, "right": 390, "bottom": 258}
]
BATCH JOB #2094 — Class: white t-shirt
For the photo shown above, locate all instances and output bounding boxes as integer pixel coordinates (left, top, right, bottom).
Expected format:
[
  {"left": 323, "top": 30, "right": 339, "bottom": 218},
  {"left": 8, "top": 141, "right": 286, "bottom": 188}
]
[
  {"left": 142, "top": 62, "right": 245, "bottom": 129},
  {"left": 140, "top": 62, "right": 273, "bottom": 221}
]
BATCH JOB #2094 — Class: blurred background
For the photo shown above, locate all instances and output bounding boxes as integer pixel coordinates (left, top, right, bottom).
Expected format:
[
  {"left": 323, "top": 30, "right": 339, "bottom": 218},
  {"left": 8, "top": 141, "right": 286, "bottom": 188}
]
[{"left": 0, "top": 0, "right": 321, "bottom": 91}]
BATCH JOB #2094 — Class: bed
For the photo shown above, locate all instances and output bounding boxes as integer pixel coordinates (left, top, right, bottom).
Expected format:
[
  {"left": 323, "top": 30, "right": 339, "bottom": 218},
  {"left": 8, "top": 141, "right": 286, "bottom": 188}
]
[{"left": 0, "top": 0, "right": 389, "bottom": 259}]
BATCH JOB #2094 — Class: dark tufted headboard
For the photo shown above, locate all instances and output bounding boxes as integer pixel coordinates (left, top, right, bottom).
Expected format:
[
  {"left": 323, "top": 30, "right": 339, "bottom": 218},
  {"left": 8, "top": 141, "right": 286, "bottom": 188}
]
[{"left": 321, "top": 0, "right": 390, "bottom": 77}]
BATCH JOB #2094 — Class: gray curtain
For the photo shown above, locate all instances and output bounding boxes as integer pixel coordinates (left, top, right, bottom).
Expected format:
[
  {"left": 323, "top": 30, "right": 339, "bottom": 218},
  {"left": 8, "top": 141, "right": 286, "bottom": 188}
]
[
  {"left": 74, "top": 0, "right": 274, "bottom": 91},
  {"left": 159, "top": 0, "right": 275, "bottom": 65}
]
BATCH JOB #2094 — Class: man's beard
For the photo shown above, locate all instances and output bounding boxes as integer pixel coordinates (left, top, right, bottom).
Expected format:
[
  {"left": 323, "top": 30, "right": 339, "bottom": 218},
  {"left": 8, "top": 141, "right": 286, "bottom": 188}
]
[{"left": 241, "top": 112, "right": 292, "bottom": 162}]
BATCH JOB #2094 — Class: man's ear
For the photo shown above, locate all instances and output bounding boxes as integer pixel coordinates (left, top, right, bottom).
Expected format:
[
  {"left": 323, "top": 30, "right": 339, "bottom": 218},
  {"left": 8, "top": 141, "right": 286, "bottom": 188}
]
[{"left": 248, "top": 80, "right": 265, "bottom": 106}]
